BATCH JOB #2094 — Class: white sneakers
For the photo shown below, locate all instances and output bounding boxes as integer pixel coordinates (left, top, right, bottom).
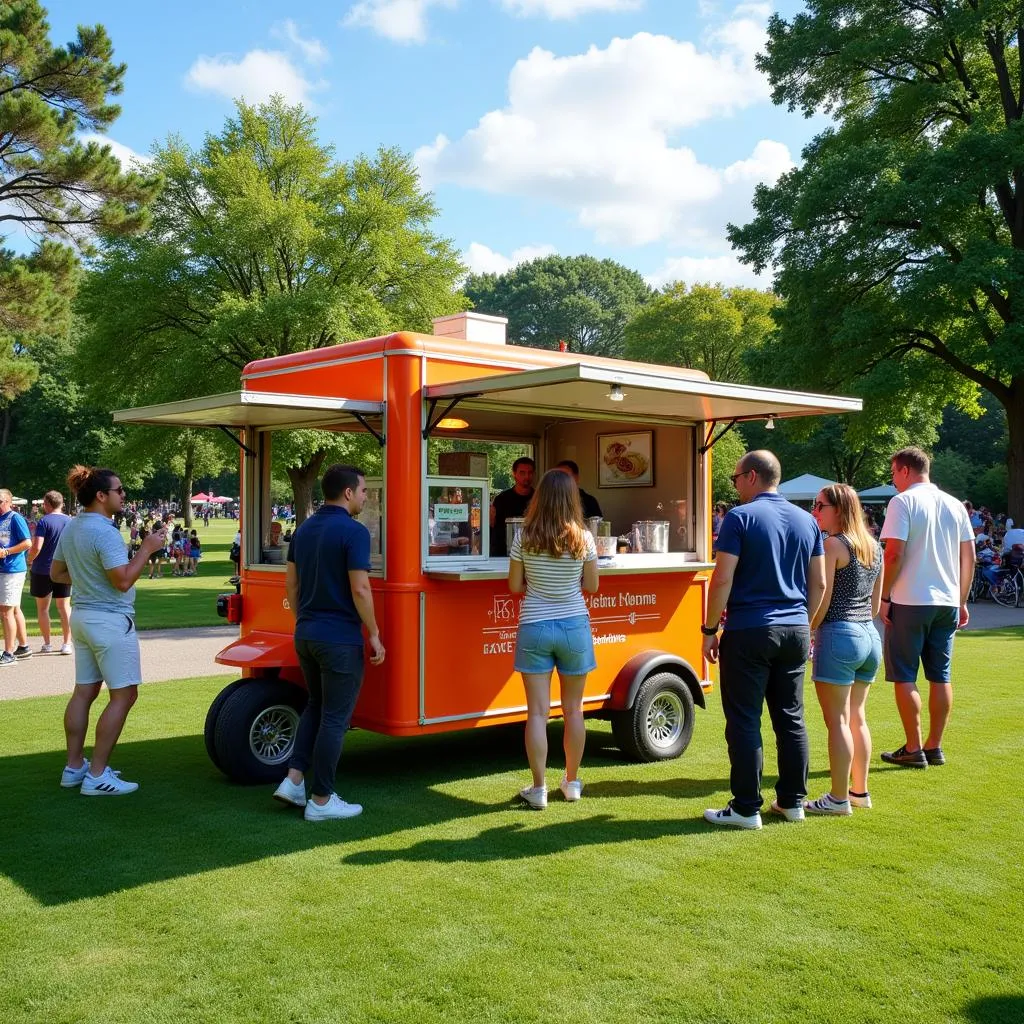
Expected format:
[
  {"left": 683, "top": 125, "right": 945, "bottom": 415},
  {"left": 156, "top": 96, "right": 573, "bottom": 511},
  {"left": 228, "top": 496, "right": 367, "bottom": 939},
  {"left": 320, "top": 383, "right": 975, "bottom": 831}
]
[
  {"left": 559, "top": 777, "right": 583, "bottom": 802},
  {"left": 60, "top": 759, "right": 90, "bottom": 788},
  {"left": 849, "top": 792, "right": 872, "bottom": 809},
  {"left": 81, "top": 766, "right": 139, "bottom": 796},
  {"left": 273, "top": 776, "right": 307, "bottom": 808},
  {"left": 704, "top": 806, "right": 763, "bottom": 829},
  {"left": 304, "top": 793, "right": 362, "bottom": 821},
  {"left": 519, "top": 785, "right": 548, "bottom": 810},
  {"left": 804, "top": 792, "right": 853, "bottom": 816},
  {"left": 60, "top": 642, "right": 73, "bottom": 656},
  {"left": 770, "top": 800, "right": 806, "bottom": 822},
  {"left": 39, "top": 643, "right": 53, "bottom": 654}
]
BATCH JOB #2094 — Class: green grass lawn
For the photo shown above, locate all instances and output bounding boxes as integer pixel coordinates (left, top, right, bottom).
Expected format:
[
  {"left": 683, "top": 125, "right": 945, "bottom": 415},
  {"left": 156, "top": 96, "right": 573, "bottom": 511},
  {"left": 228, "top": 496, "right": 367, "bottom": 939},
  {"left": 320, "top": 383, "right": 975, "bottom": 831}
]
[
  {"left": 20, "top": 519, "right": 239, "bottom": 631},
  {"left": 0, "top": 630, "right": 1021, "bottom": 1024}
]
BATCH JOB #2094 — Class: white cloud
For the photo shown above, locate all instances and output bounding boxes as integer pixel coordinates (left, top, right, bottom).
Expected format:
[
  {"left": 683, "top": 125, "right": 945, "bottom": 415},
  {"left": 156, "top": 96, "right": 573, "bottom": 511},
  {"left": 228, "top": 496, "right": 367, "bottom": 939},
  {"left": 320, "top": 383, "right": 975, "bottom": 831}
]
[
  {"left": 342, "top": 0, "right": 458, "bottom": 45},
  {"left": 185, "top": 49, "right": 321, "bottom": 104},
  {"left": 463, "top": 241, "right": 557, "bottom": 275},
  {"left": 79, "top": 133, "right": 151, "bottom": 169},
  {"left": 416, "top": 11, "right": 789, "bottom": 248},
  {"left": 501, "top": 0, "right": 642, "bottom": 19},
  {"left": 271, "top": 20, "right": 329, "bottom": 64},
  {"left": 646, "top": 253, "right": 772, "bottom": 290}
]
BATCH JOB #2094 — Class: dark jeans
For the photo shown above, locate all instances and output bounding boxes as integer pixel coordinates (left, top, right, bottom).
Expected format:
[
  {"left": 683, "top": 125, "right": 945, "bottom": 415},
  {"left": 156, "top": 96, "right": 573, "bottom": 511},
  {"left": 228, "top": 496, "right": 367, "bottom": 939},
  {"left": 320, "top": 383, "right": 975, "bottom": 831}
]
[
  {"left": 290, "top": 639, "right": 364, "bottom": 798},
  {"left": 719, "top": 625, "right": 810, "bottom": 816}
]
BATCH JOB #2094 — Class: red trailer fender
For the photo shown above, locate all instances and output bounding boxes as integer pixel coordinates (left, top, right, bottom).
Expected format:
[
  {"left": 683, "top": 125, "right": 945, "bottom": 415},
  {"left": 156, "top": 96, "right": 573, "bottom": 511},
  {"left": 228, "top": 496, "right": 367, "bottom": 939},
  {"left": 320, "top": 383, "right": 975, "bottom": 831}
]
[{"left": 215, "top": 631, "right": 297, "bottom": 670}]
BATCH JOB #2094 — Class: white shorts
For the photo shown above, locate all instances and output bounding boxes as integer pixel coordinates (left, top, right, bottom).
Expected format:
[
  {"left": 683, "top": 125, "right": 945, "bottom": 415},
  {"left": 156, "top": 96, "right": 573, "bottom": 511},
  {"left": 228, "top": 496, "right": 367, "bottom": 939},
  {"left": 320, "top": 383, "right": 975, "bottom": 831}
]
[
  {"left": 71, "top": 609, "right": 142, "bottom": 689},
  {"left": 0, "top": 571, "right": 26, "bottom": 606}
]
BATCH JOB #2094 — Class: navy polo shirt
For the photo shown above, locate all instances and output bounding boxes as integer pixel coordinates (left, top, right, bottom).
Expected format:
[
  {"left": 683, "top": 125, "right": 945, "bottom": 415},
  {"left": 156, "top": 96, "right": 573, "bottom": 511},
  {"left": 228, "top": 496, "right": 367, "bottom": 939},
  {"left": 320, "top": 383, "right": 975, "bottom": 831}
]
[
  {"left": 715, "top": 492, "right": 824, "bottom": 631},
  {"left": 287, "top": 506, "right": 372, "bottom": 645}
]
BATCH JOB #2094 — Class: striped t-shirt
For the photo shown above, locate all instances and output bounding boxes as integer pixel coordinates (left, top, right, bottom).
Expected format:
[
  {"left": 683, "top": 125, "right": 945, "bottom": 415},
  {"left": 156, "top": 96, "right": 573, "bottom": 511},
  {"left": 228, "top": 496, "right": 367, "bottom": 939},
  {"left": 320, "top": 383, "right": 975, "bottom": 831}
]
[{"left": 510, "top": 532, "right": 597, "bottom": 625}]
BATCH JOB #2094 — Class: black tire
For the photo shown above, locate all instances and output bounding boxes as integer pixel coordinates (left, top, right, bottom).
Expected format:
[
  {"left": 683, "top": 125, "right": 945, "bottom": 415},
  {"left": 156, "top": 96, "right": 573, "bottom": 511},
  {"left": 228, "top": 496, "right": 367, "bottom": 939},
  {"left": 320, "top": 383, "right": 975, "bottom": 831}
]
[
  {"left": 611, "top": 671, "right": 696, "bottom": 762},
  {"left": 213, "top": 679, "right": 308, "bottom": 784},
  {"left": 204, "top": 679, "right": 248, "bottom": 771},
  {"left": 991, "top": 575, "right": 1020, "bottom": 608}
]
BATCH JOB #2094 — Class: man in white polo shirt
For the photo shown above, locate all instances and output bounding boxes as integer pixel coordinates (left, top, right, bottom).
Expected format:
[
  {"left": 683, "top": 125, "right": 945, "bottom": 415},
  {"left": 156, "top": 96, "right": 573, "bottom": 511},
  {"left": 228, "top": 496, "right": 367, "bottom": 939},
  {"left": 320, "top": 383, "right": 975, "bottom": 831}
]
[{"left": 878, "top": 447, "right": 974, "bottom": 769}]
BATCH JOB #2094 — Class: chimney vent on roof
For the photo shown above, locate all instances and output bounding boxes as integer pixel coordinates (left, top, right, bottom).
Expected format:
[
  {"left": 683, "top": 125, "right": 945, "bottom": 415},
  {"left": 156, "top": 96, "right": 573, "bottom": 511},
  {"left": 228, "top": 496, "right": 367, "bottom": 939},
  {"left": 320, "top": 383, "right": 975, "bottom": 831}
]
[{"left": 432, "top": 311, "right": 507, "bottom": 345}]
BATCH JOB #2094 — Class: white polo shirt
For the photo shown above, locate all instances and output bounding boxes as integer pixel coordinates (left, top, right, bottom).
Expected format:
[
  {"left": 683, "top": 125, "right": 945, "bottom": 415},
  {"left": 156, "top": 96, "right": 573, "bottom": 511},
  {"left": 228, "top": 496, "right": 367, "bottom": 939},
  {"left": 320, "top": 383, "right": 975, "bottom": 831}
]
[
  {"left": 1002, "top": 527, "right": 1024, "bottom": 553},
  {"left": 880, "top": 482, "right": 973, "bottom": 606}
]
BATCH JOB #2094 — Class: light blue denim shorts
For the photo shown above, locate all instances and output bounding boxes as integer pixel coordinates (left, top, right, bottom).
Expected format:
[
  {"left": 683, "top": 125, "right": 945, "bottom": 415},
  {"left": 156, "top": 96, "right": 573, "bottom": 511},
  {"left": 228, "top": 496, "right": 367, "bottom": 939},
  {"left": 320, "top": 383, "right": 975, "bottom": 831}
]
[
  {"left": 514, "top": 614, "right": 597, "bottom": 675},
  {"left": 813, "top": 620, "right": 882, "bottom": 686},
  {"left": 71, "top": 609, "right": 142, "bottom": 689}
]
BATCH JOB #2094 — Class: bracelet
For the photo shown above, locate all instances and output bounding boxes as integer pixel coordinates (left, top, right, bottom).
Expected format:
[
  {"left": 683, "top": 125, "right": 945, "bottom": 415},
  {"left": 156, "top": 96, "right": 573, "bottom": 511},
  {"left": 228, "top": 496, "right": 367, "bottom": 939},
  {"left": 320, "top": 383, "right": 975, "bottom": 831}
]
[{"left": 881, "top": 596, "right": 891, "bottom": 602}]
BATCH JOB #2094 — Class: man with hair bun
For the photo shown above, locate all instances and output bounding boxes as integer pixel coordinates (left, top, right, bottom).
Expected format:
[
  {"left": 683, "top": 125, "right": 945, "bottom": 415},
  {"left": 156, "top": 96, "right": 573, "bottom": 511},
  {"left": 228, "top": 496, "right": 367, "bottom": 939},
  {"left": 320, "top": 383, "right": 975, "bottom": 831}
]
[{"left": 50, "top": 466, "right": 167, "bottom": 795}]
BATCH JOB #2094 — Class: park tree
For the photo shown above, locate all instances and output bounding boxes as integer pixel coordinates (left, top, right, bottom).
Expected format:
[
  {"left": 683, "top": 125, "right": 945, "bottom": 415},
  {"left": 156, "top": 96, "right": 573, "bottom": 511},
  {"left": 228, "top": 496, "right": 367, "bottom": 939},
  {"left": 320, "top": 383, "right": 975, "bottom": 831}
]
[
  {"left": 78, "top": 97, "right": 466, "bottom": 520},
  {"left": 729, "top": 1, "right": 1024, "bottom": 517},
  {"left": 0, "top": 1, "right": 159, "bottom": 412},
  {"left": 464, "top": 255, "right": 652, "bottom": 357}
]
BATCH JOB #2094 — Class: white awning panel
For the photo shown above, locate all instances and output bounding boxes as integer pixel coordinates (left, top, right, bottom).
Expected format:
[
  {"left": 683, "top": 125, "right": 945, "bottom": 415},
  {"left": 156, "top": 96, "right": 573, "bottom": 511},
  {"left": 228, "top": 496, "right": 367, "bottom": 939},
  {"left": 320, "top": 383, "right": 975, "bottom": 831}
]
[
  {"left": 425, "top": 363, "right": 861, "bottom": 424},
  {"left": 113, "top": 391, "right": 384, "bottom": 430}
]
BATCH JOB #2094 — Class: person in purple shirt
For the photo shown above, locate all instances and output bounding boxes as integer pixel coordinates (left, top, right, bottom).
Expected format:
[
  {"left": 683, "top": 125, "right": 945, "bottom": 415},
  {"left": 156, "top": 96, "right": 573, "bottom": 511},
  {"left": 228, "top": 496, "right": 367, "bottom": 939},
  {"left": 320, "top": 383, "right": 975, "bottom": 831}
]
[
  {"left": 28, "top": 490, "right": 73, "bottom": 654},
  {"left": 700, "top": 450, "right": 826, "bottom": 830}
]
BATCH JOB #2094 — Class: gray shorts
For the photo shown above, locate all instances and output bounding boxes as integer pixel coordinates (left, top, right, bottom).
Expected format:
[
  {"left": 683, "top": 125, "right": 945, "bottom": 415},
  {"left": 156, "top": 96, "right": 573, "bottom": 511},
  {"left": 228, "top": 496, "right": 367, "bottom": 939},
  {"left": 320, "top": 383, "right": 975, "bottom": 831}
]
[
  {"left": 71, "top": 609, "right": 142, "bottom": 689},
  {"left": 883, "top": 604, "right": 957, "bottom": 684}
]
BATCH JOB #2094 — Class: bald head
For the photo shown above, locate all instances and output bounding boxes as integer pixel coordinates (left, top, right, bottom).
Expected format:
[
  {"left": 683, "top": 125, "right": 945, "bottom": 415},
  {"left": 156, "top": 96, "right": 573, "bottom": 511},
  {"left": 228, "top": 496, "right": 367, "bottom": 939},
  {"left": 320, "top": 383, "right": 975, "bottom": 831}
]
[{"left": 739, "top": 450, "right": 782, "bottom": 488}]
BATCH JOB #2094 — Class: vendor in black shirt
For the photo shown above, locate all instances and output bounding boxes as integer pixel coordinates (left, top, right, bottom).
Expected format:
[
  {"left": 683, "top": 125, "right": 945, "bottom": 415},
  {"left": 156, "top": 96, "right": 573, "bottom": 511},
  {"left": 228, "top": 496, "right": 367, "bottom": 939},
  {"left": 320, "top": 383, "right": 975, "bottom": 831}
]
[
  {"left": 490, "top": 457, "right": 535, "bottom": 556},
  {"left": 555, "top": 460, "right": 602, "bottom": 520}
]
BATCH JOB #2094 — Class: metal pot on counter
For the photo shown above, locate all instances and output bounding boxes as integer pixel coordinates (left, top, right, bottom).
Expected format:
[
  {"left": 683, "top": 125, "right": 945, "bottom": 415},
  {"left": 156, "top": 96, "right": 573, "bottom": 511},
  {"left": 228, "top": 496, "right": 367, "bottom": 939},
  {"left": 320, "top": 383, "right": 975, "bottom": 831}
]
[{"left": 630, "top": 520, "right": 669, "bottom": 554}]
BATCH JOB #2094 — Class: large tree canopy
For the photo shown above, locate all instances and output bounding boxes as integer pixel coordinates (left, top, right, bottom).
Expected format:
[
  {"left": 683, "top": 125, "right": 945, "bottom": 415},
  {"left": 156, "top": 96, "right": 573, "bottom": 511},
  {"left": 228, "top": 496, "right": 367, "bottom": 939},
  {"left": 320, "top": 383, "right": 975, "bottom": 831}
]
[
  {"left": 78, "top": 97, "right": 466, "bottom": 519},
  {"left": 464, "top": 254, "right": 652, "bottom": 357},
  {"left": 729, "top": 0, "right": 1024, "bottom": 514}
]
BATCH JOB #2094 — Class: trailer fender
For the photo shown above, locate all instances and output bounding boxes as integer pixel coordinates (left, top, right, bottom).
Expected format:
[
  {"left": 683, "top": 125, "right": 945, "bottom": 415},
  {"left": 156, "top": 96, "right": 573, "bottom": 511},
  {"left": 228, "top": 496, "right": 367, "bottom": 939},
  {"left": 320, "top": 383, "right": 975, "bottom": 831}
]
[
  {"left": 215, "top": 631, "right": 297, "bottom": 671},
  {"left": 609, "top": 651, "right": 706, "bottom": 711}
]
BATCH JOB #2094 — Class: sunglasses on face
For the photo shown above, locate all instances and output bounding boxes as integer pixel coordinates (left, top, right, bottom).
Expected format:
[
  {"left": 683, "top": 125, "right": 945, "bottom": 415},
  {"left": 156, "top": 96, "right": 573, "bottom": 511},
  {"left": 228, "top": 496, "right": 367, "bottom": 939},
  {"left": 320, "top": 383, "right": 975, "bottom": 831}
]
[
  {"left": 812, "top": 501, "right": 833, "bottom": 512},
  {"left": 729, "top": 471, "right": 750, "bottom": 486},
  {"left": 103, "top": 486, "right": 126, "bottom": 496}
]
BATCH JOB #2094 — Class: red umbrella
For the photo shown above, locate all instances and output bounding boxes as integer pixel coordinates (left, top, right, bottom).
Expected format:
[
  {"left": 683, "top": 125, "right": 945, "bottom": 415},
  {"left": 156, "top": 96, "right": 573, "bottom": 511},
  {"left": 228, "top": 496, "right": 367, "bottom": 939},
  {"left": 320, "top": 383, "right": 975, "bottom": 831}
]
[
  {"left": 190, "top": 492, "right": 211, "bottom": 503},
  {"left": 209, "top": 495, "right": 232, "bottom": 504}
]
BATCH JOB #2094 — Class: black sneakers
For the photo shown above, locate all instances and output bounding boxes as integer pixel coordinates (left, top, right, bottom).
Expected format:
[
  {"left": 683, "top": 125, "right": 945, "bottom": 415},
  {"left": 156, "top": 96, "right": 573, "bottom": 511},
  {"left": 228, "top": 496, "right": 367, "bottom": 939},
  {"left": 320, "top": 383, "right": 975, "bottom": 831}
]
[
  {"left": 923, "top": 747, "right": 946, "bottom": 766},
  {"left": 881, "top": 744, "right": 928, "bottom": 768},
  {"left": 13, "top": 645, "right": 32, "bottom": 660}
]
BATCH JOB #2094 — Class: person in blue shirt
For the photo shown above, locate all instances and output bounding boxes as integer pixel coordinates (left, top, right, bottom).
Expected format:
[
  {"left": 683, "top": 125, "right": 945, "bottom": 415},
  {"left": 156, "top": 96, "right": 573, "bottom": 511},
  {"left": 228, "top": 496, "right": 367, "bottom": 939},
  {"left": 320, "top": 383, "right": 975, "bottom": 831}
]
[
  {"left": 700, "top": 450, "right": 826, "bottom": 830},
  {"left": 29, "top": 490, "right": 73, "bottom": 654},
  {"left": 273, "top": 464, "right": 385, "bottom": 822},
  {"left": 0, "top": 488, "right": 34, "bottom": 665}
]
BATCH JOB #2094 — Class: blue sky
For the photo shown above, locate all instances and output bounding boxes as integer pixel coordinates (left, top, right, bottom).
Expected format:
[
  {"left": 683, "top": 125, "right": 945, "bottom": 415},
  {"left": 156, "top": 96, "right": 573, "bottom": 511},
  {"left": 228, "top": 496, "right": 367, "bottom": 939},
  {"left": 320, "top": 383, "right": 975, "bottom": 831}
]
[{"left": 43, "top": 0, "right": 819, "bottom": 286}]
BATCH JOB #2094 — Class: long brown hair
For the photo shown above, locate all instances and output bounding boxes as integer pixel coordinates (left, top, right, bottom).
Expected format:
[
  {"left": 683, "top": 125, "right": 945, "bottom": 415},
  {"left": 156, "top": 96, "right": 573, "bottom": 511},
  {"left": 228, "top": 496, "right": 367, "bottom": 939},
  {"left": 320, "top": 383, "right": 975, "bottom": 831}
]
[
  {"left": 519, "top": 469, "right": 588, "bottom": 559},
  {"left": 820, "top": 483, "right": 877, "bottom": 568}
]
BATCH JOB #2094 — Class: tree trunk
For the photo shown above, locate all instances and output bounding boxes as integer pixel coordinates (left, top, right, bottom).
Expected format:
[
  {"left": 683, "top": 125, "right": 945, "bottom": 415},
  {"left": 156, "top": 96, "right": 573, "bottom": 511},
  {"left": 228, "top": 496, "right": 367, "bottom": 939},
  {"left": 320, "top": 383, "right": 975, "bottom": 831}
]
[
  {"left": 1, "top": 407, "right": 9, "bottom": 449},
  {"left": 286, "top": 449, "right": 328, "bottom": 526},
  {"left": 180, "top": 441, "right": 195, "bottom": 527},
  {"left": 1006, "top": 382, "right": 1024, "bottom": 520}
]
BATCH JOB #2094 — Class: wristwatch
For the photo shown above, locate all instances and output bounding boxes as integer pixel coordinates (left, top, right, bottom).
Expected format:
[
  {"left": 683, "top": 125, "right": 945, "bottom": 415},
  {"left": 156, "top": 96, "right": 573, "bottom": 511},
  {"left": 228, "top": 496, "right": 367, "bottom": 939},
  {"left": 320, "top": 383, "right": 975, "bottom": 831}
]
[
  {"left": 700, "top": 624, "right": 718, "bottom": 636},
  {"left": 881, "top": 595, "right": 891, "bottom": 602}
]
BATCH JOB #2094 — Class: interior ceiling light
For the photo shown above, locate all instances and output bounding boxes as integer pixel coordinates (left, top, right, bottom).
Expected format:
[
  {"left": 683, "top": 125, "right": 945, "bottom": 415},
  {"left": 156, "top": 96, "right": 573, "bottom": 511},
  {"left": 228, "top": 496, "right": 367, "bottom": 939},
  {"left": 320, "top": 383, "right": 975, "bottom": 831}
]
[
  {"left": 437, "top": 417, "right": 469, "bottom": 430},
  {"left": 765, "top": 414, "right": 776, "bottom": 430},
  {"left": 607, "top": 383, "right": 626, "bottom": 402}
]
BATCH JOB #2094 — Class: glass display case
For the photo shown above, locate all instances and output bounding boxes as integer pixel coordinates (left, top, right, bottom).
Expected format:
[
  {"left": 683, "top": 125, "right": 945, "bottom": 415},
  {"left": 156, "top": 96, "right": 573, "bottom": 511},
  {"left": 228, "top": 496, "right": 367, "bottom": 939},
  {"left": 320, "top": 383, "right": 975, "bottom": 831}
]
[{"left": 425, "top": 477, "right": 488, "bottom": 561}]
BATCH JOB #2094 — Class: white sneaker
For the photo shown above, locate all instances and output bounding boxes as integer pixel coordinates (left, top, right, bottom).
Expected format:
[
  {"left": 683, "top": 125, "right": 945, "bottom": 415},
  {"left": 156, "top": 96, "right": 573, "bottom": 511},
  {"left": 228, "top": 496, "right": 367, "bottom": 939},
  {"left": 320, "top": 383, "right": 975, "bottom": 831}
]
[
  {"left": 770, "top": 800, "right": 806, "bottom": 822},
  {"left": 704, "top": 806, "right": 762, "bottom": 829},
  {"left": 60, "top": 758, "right": 90, "bottom": 788},
  {"left": 559, "top": 776, "right": 583, "bottom": 802},
  {"left": 39, "top": 643, "right": 53, "bottom": 654},
  {"left": 805, "top": 792, "right": 853, "bottom": 816},
  {"left": 519, "top": 785, "right": 548, "bottom": 810},
  {"left": 60, "top": 643, "right": 73, "bottom": 656},
  {"left": 81, "top": 766, "right": 139, "bottom": 796},
  {"left": 849, "top": 792, "right": 872, "bottom": 809},
  {"left": 303, "top": 793, "right": 362, "bottom": 821},
  {"left": 273, "top": 776, "right": 307, "bottom": 808}
]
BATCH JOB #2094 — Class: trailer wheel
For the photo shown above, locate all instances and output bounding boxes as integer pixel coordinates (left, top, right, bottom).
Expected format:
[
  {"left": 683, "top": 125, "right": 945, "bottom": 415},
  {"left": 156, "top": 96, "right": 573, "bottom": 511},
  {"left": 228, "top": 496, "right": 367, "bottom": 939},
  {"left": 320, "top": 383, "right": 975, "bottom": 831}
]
[
  {"left": 203, "top": 679, "right": 248, "bottom": 771},
  {"left": 611, "top": 671, "right": 695, "bottom": 762},
  {"left": 213, "top": 679, "right": 308, "bottom": 784}
]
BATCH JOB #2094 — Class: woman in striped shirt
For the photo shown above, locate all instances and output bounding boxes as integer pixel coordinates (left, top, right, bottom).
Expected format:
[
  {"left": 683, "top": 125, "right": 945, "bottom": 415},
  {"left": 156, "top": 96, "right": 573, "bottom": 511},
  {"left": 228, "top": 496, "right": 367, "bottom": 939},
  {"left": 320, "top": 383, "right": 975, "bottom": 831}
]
[{"left": 509, "top": 469, "right": 600, "bottom": 809}]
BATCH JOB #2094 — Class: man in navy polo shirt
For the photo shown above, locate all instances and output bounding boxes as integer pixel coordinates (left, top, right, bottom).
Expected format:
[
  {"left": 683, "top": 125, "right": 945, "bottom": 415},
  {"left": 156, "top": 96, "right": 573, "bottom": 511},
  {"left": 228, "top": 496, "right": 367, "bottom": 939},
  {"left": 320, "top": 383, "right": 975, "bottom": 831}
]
[
  {"left": 700, "top": 450, "right": 826, "bottom": 830},
  {"left": 272, "top": 464, "right": 385, "bottom": 822}
]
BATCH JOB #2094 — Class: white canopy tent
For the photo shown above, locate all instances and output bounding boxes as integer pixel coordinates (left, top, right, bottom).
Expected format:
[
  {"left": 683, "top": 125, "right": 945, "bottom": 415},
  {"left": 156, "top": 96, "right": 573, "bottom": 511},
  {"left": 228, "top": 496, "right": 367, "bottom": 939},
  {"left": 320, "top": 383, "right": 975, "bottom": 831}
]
[
  {"left": 857, "top": 484, "right": 897, "bottom": 502},
  {"left": 777, "top": 474, "right": 837, "bottom": 502}
]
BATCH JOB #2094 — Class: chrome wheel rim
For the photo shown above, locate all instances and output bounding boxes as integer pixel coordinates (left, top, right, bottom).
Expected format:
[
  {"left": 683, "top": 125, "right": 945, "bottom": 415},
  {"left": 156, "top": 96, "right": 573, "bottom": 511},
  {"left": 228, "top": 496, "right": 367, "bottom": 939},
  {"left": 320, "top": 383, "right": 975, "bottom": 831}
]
[
  {"left": 249, "top": 704, "right": 299, "bottom": 764},
  {"left": 646, "top": 691, "right": 684, "bottom": 748}
]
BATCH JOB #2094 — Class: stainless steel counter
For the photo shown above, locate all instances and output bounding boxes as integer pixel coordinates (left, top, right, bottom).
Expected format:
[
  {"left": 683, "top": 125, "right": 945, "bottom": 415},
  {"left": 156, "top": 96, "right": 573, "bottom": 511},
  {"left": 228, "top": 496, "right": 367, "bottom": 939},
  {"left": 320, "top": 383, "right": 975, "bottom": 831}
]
[{"left": 425, "top": 553, "right": 714, "bottom": 581}]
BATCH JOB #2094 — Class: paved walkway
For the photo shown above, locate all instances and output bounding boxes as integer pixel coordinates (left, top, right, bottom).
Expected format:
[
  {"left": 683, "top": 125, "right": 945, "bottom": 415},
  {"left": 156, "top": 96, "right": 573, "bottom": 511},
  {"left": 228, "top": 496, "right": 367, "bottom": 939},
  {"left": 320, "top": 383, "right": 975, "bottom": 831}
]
[{"left": 1, "top": 625, "right": 238, "bottom": 702}]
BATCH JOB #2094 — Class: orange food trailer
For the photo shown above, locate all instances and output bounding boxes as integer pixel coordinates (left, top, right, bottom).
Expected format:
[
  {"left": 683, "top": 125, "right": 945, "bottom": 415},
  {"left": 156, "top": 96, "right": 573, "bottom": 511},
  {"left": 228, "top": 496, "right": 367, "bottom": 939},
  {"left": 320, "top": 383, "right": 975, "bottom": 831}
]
[{"left": 115, "top": 313, "right": 860, "bottom": 783}]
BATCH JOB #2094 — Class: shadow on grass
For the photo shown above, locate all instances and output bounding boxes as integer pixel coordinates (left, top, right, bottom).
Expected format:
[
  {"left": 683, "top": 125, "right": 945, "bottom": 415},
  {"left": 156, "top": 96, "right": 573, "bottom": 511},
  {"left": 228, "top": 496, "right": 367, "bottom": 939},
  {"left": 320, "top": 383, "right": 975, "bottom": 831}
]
[
  {"left": 1, "top": 721, "right": 728, "bottom": 906},
  {"left": 962, "top": 995, "right": 1024, "bottom": 1024}
]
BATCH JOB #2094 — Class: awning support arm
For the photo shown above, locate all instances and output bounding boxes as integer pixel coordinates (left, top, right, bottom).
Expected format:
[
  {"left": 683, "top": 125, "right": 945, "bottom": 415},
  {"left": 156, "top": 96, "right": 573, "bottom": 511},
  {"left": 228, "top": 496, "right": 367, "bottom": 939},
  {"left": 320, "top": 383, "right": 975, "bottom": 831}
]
[
  {"left": 423, "top": 395, "right": 478, "bottom": 438},
  {"left": 218, "top": 426, "right": 256, "bottom": 458},
  {"left": 352, "top": 412, "right": 385, "bottom": 447},
  {"left": 700, "top": 419, "right": 739, "bottom": 455}
]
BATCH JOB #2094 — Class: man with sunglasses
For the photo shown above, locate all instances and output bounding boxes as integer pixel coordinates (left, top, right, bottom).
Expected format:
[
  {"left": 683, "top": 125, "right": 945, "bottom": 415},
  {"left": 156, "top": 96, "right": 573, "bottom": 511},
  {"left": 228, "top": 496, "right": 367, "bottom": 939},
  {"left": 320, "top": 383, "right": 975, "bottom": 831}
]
[
  {"left": 701, "top": 450, "right": 826, "bottom": 830},
  {"left": 50, "top": 466, "right": 167, "bottom": 795}
]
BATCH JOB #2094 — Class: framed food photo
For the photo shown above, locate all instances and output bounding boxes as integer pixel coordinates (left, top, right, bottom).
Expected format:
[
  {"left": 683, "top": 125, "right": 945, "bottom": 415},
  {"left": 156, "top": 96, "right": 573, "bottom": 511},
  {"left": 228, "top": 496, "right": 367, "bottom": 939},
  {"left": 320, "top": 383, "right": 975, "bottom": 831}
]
[{"left": 597, "top": 431, "right": 654, "bottom": 488}]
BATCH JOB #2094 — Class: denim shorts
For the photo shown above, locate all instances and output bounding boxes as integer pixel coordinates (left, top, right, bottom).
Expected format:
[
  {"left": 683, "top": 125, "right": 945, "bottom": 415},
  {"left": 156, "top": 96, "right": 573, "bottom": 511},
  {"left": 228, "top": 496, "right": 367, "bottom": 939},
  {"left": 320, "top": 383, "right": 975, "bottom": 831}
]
[
  {"left": 813, "top": 620, "right": 881, "bottom": 685},
  {"left": 883, "top": 603, "right": 957, "bottom": 684},
  {"left": 71, "top": 609, "right": 142, "bottom": 689},
  {"left": 514, "top": 614, "right": 597, "bottom": 675}
]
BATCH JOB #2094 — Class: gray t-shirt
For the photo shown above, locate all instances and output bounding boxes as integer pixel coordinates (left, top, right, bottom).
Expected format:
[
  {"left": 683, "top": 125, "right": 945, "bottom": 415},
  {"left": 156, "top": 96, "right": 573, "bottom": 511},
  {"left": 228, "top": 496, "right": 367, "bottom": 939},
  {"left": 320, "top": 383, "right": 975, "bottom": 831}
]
[{"left": 53, "top": 513, "right": 134, "bottom": 614}]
